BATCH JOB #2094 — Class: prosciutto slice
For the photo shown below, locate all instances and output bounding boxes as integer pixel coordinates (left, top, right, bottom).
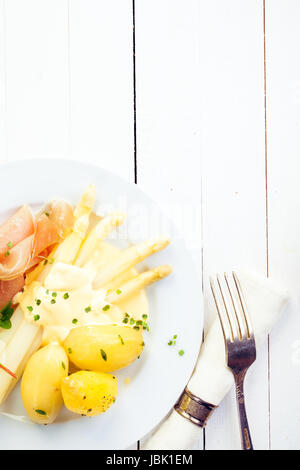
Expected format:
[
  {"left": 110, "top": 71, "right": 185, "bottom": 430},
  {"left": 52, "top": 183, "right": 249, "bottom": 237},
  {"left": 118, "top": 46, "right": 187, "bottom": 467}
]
[
  {"left": 0, "top": 205, "right": 34, "bottom": 258},
  {"left": 0, "top": 276, "right": 25, "bottom": 311},
  {"left": 0, "top": 200, "right": 74, "bottom": 287}
]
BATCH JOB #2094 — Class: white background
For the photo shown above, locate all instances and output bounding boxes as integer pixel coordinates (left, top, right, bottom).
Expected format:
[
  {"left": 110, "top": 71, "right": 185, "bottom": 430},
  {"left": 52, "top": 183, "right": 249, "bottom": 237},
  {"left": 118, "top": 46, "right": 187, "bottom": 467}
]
[{"left": 0, "top": 0, "right": 299, "bottom": 450}]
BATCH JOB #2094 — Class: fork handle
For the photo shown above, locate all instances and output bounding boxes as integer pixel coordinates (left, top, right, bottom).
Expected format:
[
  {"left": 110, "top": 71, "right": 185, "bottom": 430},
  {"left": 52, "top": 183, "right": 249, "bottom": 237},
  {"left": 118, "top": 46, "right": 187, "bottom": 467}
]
[{"left": 234, "top": 372, "right": 253, "bottom": 450}]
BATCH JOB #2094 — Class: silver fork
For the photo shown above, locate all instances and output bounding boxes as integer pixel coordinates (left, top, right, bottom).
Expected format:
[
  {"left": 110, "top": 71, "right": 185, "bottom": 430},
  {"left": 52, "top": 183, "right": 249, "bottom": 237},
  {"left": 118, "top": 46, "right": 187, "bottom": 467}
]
[{"left": 210, "top": 272, "right": 256, "bottom": 450}]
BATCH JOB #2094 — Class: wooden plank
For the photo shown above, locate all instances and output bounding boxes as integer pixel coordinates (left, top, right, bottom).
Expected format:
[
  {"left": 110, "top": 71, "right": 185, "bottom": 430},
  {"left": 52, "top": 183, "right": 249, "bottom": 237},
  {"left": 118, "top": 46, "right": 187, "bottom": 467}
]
[
  {"left": 265, "top": 0, "right": 300, "bottom": 450},
  {"left": 2, "top": 0, "right": 69, "bottom": 161},
  {"left": 134, "top": 0, "right": 203, "bottom": 449},
  {"left": 68, "top": 0, "right": 134, "bottom": 180},
  {"left": 198, "top": 0, "right": 268, "bottom": 449}
]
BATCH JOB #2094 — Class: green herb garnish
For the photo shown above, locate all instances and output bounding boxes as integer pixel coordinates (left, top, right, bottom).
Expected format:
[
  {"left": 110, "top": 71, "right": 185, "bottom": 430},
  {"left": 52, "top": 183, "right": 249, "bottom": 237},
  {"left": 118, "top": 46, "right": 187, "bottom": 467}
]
[
  {"left": 7, "top": 241, "right": 13, "bottom": 249},
  {"left": 72, "top": 318, "right": 78, "bottom": 324},
  {"left": 116, "top": 289, "right": 122, "bottom": 295},
  {"left": 4, "top": 251, "right": 10, "bottom": 257},
  {"left": 102, "top": 305, "right": 110, "bottom": 312},
  {"left": 68, "top": 348, "right": 72, "bottom": 354},
  {"left": 62, "top": 362, "right": 66, "bottom": 370},
  {"left": 64, "top": 293, "right": 69, "bottom": 300},
  {"left": 35, "top": 409, "right": 47, "bottom": 416},
  {"left": 100, "top": 349, "right": 107, "bottom": 361},
  {"left": 34, "top": 315, "right": 40, "bottom": 321},
  {"left": 27, "top": 306, "right": 33, "bottom": 312},
  {"left": 118, "top": 334, "right": 124, "bottom": 345},
  {"left": 51, "top": 299, "right": 56, "bottom": 304},
  {"left": 178, "top": 350, "right": 185, "bottom": 356},
  {"left": 36, "top": 299, "right": 41, "bottom": 306},
  {"left": 85, "top": 306, "right": 91, "bottom": 313},
  {"left": 0, "top": 302, "right": 14, "bottom": 330},
  {"left": 52, "top": 292, "right": 57, "bottom": 298}
]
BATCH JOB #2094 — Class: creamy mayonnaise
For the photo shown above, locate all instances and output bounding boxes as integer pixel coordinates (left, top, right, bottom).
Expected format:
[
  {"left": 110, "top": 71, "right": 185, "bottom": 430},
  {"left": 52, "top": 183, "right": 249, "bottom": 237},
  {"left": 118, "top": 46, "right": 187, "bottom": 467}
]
[{"left": 14, "top": 242, "right": 149, "bottom": 345}]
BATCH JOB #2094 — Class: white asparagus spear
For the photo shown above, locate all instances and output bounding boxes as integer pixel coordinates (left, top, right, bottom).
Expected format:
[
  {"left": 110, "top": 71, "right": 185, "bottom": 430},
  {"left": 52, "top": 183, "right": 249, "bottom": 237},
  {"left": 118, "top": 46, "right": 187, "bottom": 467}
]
[
  {"left": 93, "top": 237, "right": 170, "bottom": 288},
  {"left": 0, "top": 308, "right": 42, "bottom": 404},
  {"left": 0, "top": 307, "right": 24, "bottom": 351},
  {"left": 105, "top": 265, "right": 172, "bottom": 304},
  {"left": 52, "top": 184, "right": 96, "bottom": 265},
  {"left": 75, "top": 212, "right": 126, "bottom": 267},
  {"left": 74, "top": 184, "right": 96, "bottom": 218}
]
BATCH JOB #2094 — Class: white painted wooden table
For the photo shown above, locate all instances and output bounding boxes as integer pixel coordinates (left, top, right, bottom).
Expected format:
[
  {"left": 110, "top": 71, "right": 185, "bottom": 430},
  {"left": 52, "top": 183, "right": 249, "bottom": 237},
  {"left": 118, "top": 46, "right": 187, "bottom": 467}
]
[{"left": 0, "top": 0, "right": 299, "bottom": 450}]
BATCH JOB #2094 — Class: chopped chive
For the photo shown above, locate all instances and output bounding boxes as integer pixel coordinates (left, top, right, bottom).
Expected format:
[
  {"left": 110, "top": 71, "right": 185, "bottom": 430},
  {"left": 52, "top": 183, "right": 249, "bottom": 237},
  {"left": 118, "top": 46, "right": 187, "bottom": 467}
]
[
  {"left": 168, "top": 340, "right": 173, "bottom": 346},
  {"left": 27, "top": 306, "right": 33, "bottom": 312},
  {"left": 129, "top": 318, "right": 135, "bottom": 325},
  {"left": 62, "top": 362, "right": 66, "bottom": 370},
  {"left": 52, "top": 292, "right": 57, "bottom": 298},
  {"left": 100, "top": 349, "right": 107, "bottom": 361},
  {"left": 34, "top": 315, "right": 40, "bottom": 321},
  {"left": 135, "top": 320, "right": 143, "bottom": 326},
  {"left": 118, "top": 334, "right": 124, "bottom": 345},
  {"left": 45, "top": 212, "right": 50, "bottom": 217},
  {"left": 51, "top": 299, "right": 56, "bottom": 304},
  {"left": 122, "top": 318, "right": 128, "bottom": 324},
  {"left": 178, "top": 350, "right": 185, "bottom": 356},
  {"left": 68, "top": 348, "right": 72, "bottom": 354},
  {"left": 102, "top": 305, "right": 110, "bottom": 311},
  {"left": 45, "top": 289, "right": 49, "bottom": 295},
  {"left": 63, "top": 293, "right": 69, "bottom": 300},
  {"left": 36, "top": 299, "right": 41, "bottom": 306},
  {"left": 35, "top": 409, "right": 47, "bottom": 416},
  {"left": 7, "top": 241, "right": 13, "bottom": 249},
  {"left": 142, "top": 314, "right": 148, "bottom": 319},
  {"left": 48, "top": 258, "right": 54, "bottom": 264},
  {"left": 72, "top": 319, "right": 78, "bottom": 324},
  {"left": 85, "top": 306, "right": 91, "bottom": 313},
  {"left": 133, "top": 326, "right": 140, "bottom": 331},
  {"left": 4, "top": 251, "right": 10, "bottom": 257},
  {"left": 124, "top": 313, "right": 129, "bottom": 317},
  {"left": 116, "top": 289, "right": 122, "bottom": 295},
  {"left": 173, "top": 335, "right": 177, "bottom": 339}
]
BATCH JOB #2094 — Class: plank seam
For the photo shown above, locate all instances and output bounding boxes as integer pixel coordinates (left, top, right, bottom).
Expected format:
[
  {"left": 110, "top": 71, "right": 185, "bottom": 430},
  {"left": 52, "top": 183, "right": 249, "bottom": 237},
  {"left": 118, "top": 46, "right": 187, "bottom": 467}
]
[
  {"left": 263, "top": 0, "right": 271, "bottom": 450},
  {"left": 132, "top": 0, "right": 137, "bottom": 184}
]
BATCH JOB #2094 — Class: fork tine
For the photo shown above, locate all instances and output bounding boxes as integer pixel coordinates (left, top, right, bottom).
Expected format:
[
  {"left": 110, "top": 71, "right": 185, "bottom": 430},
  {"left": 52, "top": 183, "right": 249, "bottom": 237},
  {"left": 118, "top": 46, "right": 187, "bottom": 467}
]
[
  {"left": 216, "top": 274, "right": 241, "bottom": 341},
  {"left": 232, "top": 271, "right": 254, "bottom": 338},
  {"left": 210, "top": 276, "right": 233, "bottom": 342},
  {"left": 224, "top": 272, "right": 247, "bottom": 339}
]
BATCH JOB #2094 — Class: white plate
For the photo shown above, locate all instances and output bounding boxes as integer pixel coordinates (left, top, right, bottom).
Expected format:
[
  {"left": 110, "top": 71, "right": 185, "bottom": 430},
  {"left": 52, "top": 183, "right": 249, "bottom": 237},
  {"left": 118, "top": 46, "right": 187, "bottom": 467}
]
[{"left": 0, "top": 159, "right": 203, "bottom": 450}]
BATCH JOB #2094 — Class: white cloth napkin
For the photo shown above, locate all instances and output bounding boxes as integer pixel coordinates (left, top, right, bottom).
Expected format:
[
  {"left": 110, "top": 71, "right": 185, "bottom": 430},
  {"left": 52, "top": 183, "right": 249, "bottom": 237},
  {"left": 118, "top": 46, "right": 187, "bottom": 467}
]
[{"left": 142, "top": 272, "right": 290, "bottom": 450}]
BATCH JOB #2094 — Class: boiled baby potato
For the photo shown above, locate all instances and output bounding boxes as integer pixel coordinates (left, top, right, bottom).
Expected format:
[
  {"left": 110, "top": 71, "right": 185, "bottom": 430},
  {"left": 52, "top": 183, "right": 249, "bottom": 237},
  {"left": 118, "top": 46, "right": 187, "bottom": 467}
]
[
  {"left": 61, "top": 370, "right": 117, "bottom": 416},
  {"left": 64, "top": 324, "right": 143, "bottom": 372},
  {"left": 21, "top": 343, "right": 68, "bottom": 424}
]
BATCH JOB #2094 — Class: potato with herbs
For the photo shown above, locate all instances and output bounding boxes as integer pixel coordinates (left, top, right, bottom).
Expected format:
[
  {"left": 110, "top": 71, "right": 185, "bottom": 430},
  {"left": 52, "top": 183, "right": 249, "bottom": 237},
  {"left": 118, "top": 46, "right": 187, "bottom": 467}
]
[
  {"left": 64, "top": 324, "right": 143, "bottom": 372},
  {"left": 21, "top": 343, "right": 68, "bottom": 424},
  {"left": 61, "top": 370, "right": 117, "bottom": 416}
]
